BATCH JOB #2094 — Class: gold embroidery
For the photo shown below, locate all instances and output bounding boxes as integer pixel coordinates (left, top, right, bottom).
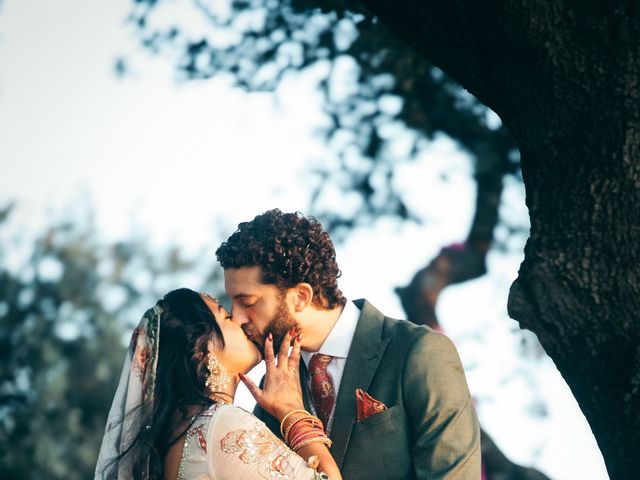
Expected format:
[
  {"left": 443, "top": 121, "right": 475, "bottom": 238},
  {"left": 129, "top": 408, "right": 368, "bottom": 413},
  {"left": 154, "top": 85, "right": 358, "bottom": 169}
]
[{"left": 220, "top": 422, "right": 295, "bottom": 479}]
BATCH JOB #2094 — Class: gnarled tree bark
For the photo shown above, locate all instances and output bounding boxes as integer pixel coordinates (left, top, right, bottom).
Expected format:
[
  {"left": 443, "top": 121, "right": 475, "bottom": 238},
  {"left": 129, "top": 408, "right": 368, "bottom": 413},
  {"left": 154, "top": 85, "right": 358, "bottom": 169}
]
[{"left": 353, "top": 1, "right": 640, "bottom": 478}]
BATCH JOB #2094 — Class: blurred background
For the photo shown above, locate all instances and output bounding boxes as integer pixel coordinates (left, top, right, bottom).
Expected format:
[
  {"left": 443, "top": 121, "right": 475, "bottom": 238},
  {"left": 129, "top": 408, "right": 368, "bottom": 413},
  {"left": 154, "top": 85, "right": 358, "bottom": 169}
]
[{"left": 0, "top": 0, "right": 607, "bottom": 478}]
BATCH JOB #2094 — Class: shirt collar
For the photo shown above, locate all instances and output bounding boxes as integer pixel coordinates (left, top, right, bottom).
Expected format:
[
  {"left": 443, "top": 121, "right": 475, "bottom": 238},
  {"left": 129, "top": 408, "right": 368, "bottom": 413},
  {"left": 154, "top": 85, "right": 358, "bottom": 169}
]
[{"left": 302, "top": 299, "right": 360, "bottom": 362}]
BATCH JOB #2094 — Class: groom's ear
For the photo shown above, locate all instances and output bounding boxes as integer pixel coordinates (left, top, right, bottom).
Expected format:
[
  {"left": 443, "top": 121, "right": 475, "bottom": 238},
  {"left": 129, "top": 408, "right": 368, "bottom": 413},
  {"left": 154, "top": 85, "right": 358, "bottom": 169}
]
[{"left": 293, "top": 283, "right": 314, "bottom": 312}]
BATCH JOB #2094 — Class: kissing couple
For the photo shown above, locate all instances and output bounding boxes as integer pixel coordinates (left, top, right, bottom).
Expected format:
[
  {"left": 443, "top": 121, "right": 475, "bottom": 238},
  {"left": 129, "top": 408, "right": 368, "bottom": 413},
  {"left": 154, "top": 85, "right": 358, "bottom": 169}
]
[{"left": 95, "top": 209, "right": 481, "bottom": 479}]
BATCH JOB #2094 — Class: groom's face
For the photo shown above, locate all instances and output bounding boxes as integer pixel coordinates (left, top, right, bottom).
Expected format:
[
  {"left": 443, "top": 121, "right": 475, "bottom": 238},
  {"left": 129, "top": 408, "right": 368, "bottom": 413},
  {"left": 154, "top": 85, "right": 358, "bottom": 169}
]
[{"left": 224, "top": 266, "right": 298, "bottom": 354}]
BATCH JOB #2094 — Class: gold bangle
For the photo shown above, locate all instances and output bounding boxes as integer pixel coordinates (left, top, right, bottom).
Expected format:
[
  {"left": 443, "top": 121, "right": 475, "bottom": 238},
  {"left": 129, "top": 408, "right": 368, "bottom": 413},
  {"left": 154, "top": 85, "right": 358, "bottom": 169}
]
[
  {"left": 292, "top": 436, "right": 332, "bottom": 452},
  {"left": 284, "top": 415, "right": 312, "bottom": 443},
  {"left": 280, "top": 409, "right": 310, "bottom": 438},
  {"left": 284, "top": 414, "right": 324, "bottom": 443}
]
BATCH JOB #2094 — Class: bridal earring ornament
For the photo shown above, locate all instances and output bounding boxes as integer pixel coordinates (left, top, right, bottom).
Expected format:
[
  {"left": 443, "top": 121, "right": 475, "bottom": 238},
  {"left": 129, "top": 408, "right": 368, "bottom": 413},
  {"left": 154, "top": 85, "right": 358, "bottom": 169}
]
[
  {"left": 201, "top": 292, "right": 219, "bottom": 303},
  {"left": 205, "top": 353, "right": 231, "bottom": 398}
]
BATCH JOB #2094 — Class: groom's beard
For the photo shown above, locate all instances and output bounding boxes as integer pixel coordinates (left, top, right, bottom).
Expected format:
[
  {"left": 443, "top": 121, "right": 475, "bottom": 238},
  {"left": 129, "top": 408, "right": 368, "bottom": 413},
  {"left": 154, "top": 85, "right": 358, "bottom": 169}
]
[{"left": 241, "top": 298, "right": 297, "bottom": 356}]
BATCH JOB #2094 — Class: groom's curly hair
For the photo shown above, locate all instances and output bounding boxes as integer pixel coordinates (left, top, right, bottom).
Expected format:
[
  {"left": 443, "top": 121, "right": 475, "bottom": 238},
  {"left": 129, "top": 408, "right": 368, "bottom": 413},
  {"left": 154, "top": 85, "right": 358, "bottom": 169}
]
[{"left": 216, "top": 209, "right": 346, "bottom": 310}]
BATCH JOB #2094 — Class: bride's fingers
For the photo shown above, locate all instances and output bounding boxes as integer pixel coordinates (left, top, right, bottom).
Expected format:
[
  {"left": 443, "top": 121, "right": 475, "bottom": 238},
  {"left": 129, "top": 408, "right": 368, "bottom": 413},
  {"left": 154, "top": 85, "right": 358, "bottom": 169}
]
[
  {"left": 289, "top": 332, "right": 302, "bottom": 368},
  {"left": 239, "top": 373, "right": 262, "bottom": 403},
  {"left": 277, "top": 327, "right": 294, "bottom": 368},
  {"left": 264, "top": 332, "right": 275, "bottom": 370}
]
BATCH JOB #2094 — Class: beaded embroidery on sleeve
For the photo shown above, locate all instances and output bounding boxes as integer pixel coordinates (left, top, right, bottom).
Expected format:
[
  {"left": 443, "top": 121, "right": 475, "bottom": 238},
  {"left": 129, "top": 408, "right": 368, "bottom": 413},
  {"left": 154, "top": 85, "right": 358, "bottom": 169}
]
[
  {"left": 220, "top": 420, "right": 298, "bottom": 478},
  {"left": 193, "top": 404, "right": 332, "bottom": 480},
  {"left": 218, "top": 417, "right": 330, "bottom": 479}
]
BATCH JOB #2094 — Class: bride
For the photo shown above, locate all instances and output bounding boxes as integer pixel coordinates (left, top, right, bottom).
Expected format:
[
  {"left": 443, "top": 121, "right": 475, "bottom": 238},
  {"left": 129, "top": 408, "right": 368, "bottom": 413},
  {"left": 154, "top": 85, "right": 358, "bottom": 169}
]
[{"left": 95, "top": 288, "right": 341, "bottom": 479}]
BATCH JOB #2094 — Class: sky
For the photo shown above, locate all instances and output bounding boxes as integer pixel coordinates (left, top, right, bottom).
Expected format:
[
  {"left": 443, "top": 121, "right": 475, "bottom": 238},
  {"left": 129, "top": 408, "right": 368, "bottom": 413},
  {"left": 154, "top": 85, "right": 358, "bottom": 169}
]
[{"left": 0, "top": 0, "right": 608, "bottom": 478}]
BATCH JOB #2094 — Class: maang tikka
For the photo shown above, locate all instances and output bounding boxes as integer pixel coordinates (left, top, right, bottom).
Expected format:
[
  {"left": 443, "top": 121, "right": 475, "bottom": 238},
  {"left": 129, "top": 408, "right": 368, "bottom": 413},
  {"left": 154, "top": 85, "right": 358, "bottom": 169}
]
[{"left": 205, "top": 353, "right": 231, "bottom": 398}]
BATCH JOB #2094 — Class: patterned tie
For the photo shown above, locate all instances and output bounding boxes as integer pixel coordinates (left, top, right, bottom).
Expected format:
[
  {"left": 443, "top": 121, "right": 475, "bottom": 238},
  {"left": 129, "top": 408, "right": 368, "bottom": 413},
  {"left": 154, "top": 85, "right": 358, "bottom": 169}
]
[{"left": 308, "top": 353, "right": 336, "bottom": 429}]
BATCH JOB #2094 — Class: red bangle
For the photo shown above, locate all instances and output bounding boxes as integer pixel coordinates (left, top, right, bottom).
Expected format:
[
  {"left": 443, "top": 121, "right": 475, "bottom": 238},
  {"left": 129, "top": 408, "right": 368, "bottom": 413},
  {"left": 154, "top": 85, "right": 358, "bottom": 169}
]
[
  {"left": 285, "top": 416, "right": 324, "bottom": 444},
  {"left": 287, "top": 420, "right": 327, "bottom": 449}
]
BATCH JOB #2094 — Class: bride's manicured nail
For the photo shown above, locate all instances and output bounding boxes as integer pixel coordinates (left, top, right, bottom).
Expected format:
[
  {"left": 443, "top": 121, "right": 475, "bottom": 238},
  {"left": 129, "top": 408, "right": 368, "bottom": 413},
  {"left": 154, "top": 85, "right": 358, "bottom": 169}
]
[
  {"left": 289, "top": 327, "right": 295, "bottom": 336},
  {"left": 296, "top": 333, "right": 302, "bottom": 342},
  {"left": 268, "top": 332, "right": 273, "bottom": 341}
]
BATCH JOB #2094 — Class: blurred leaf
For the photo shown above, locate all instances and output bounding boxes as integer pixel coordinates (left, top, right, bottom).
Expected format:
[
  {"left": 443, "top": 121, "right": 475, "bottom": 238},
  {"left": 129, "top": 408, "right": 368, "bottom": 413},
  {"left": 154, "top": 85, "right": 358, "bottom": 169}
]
[{"left": 0, "top": 206, "right": 226, "bottom": 479}]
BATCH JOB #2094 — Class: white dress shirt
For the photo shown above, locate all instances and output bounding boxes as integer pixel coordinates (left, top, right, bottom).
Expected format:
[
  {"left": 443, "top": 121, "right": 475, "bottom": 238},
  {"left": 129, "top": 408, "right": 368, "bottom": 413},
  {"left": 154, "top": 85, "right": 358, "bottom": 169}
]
[{"left": 301, "top": 299, "right": 361, "bottom": 432}]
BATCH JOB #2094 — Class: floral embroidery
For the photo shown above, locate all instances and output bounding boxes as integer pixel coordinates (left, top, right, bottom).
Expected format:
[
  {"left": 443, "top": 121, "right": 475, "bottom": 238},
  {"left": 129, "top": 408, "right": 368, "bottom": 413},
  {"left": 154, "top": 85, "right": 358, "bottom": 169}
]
[
  {"left": 131, "top": 327, "right": 147, "bottom": 379},
  {"left": 220, "top": 421, "right": 296, "bottom": 478},
  {"left": 128, "top": 306, "right": 160, "bottom": 408},
  {"left": 194, "top": 424, "right": 207, "bottom": 453}
]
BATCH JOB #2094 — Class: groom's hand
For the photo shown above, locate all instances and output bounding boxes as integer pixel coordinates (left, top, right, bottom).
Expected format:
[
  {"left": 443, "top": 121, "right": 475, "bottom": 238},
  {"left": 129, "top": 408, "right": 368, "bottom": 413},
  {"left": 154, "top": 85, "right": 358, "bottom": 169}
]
[{"left": 240, "top": 328, "right": 305, "bottom": 422}]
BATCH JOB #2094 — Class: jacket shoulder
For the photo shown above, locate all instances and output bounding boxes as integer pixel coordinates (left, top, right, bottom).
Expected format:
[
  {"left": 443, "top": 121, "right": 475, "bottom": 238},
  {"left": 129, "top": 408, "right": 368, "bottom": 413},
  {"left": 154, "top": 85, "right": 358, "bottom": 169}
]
[
  {"left": 355, "top": 297, "right": 435, "bottom": 341},
  {"left": 377, "top": 312, "right": 462, "bottom": 372},
  {"left": 382, "top": 313, "right": 437, "bottom": 343}
]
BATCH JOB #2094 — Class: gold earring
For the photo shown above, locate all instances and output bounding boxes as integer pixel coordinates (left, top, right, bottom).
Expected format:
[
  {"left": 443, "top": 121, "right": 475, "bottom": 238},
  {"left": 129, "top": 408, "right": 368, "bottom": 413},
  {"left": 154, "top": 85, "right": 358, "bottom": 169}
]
[{"left": 205, "top": 353, "right": 230, "bottom": 398}]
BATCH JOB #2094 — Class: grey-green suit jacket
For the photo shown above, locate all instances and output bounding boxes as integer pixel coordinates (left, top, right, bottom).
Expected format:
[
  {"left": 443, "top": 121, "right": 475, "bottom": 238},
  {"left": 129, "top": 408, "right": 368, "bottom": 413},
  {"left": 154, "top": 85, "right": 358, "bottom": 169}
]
[{"left": 254, "top": 299, "right": 481, "bottom": 479}]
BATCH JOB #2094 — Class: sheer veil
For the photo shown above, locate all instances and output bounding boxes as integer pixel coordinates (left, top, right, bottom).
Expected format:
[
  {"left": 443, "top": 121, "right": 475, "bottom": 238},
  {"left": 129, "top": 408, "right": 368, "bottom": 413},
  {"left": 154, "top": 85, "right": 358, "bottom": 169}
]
[{"left": 94, "top": 304, "right": 162, "bottom": 479}]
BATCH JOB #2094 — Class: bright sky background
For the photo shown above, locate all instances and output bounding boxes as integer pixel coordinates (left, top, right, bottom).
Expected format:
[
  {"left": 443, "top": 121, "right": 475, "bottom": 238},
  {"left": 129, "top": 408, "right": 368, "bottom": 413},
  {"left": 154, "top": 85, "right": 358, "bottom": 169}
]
[{"left": 0, "top": 0, "right": 608, "bottom": 478}]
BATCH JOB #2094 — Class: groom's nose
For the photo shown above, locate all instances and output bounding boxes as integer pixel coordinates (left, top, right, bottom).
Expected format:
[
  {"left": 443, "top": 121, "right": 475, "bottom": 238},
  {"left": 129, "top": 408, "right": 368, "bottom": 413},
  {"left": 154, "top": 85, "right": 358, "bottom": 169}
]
[{"left": 230, "top": 310, "right": 249, "bottom": 326}]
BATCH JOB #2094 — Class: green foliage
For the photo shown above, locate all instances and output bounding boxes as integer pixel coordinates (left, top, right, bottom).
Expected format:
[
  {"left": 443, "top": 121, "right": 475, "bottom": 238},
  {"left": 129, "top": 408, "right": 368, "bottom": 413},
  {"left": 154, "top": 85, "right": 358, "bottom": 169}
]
[
  {"left": 125, "top": 0, "right": 520, "bottom": 238},
  {"left": 0, "top": 205, "right": 224, "bottom": 479}
]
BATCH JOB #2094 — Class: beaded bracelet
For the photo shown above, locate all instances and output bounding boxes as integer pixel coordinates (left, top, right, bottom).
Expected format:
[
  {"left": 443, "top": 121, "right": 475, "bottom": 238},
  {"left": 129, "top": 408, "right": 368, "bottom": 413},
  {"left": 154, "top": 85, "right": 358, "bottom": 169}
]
[
  {"left": 286, "top": 416, "right": 322, "bottom": 440},
  {"left": 284, "top": 415, "right": 324, "bottom": 443},
  {"left": 280, "top": 409, "right": 310, "bottom": 438},
  {"left": 289, "top": 430, "right": 326, "bottom": 449},
  {"left": 284, "top": 414, "right": 320, "bottom": 442},
  {"left": 287, "top": 417, "right": 330, "bottom": 451},
  {"left": 292, "top": 435, "right": 333, "bottom": 452},
  {"left": 287, "top": 422, "right": 320, "bottom": 446}
]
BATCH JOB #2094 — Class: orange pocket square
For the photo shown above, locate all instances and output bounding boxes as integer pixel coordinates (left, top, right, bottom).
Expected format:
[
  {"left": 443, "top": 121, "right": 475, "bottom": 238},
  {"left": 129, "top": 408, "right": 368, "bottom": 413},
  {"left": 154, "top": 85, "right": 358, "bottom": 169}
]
[{"left": 356, "top": 388, "right": 387, "bottom": 422}]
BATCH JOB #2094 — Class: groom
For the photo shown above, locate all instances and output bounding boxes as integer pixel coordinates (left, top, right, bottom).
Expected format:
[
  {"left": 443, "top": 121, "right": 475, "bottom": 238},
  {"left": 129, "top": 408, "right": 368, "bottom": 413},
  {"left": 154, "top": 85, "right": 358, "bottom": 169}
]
[{"left": 216, "top": 209, "right": 480, "bottom": 479}]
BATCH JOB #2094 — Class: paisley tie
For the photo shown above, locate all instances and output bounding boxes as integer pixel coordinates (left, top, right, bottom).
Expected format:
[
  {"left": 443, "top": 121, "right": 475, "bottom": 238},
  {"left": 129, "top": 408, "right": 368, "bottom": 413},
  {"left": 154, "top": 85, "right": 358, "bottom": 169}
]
[{"left": 308, "top": 353, "right": 336, "bottom": 429}]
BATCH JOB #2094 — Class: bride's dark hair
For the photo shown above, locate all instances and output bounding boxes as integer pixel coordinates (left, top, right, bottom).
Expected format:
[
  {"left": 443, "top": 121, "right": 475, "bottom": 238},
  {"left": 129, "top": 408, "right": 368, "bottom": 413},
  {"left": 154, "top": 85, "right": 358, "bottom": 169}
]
[{"left": 104, "top": 288, "right": 225, "bottom": 479}]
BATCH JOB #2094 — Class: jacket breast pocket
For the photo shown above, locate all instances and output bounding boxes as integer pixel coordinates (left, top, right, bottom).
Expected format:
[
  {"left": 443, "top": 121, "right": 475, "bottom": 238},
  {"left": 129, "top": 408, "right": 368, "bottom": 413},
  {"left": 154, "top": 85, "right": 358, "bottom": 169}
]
[
  {"left": 353, "top": 405, "right": 400, "bottom": 434},
  {"left": 349, "top": 405, "right": 412, "bottom": 479}
]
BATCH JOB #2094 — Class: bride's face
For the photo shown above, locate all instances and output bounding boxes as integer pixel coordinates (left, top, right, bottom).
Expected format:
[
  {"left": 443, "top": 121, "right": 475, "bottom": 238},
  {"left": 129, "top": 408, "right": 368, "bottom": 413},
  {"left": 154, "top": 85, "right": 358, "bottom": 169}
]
[{"left": 200, "top": 294, "right": 262, "bottom": 375}]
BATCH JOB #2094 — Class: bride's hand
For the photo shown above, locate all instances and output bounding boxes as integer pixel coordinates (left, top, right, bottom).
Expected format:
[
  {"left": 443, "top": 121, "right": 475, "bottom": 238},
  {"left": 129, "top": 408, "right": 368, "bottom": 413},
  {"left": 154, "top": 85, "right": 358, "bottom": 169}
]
[{"left": 240, "top": 328, "right": 305, "bottom": 421}]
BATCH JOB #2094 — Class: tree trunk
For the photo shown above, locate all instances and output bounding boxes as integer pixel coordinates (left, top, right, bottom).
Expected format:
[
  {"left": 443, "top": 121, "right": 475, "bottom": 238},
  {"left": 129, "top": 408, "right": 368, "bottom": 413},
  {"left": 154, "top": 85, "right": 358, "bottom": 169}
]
[
  {"left": 508, "top": 137, "right": 640, "bottom": 480},
  {"left": 353, "top": 1, "right": 640, "bottom": 477}
]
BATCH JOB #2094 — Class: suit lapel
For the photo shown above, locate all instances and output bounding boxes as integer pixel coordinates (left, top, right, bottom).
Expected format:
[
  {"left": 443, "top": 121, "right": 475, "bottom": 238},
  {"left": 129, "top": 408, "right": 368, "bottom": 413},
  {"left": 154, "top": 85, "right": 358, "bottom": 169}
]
[
  {"left": 299, "top": 358, "right": 312, "bottom": 412},
  {"left": 330, "top": 299, "right": 390, "bottom": 468}
]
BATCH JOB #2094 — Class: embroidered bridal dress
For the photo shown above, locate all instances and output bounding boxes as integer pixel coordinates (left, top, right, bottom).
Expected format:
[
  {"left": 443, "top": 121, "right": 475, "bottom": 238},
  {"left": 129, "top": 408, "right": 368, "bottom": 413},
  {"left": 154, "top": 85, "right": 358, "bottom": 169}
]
[{"left": 174, "top": 403, "right": 327, "bottom": 480}]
